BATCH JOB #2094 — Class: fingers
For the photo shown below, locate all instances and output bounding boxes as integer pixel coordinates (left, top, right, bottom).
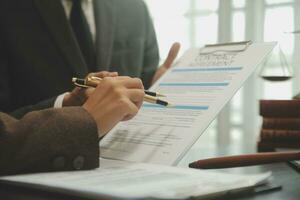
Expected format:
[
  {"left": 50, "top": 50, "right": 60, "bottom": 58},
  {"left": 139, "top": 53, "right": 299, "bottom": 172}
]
[
  {"left": 151, "top": 42, "right": 181, "bottom": 86},
  {"left": 101, "top": 78, "right": 144, "bottom": 107},
  {"left": 88, "top": 75, "right": 144, "bottom": 90},
  {"left": 121, "top": 87, "right": 145, "bottom": 121},
  {"left": 88, "top": 71, "right": 108, "bottom": 78},
  {"left": 118, "top": 77, "right": 144, "bottom": 89},
  {"left": 92, "top": 77, "right": 144, "bottom": 105},
  {"left": 88, "top": 71, "right": 119, "bottom": 79},
  {"left": 126, "top": 89, "right": 145, "bottom": 108},
  {"left": 162, "top": 42, "right": 181, "bottom": 69},
  {"left": 83, "top": 87, "right": 95, "bottom": 97},
  {"left": 121, "top": 100, "right": 140, "bottom": 121},
  {"left": 109, "top": 72, "right": 118, "bottom": 77},
  {"left": 99, "top": 78, "right": 144, "bottom": 119}
]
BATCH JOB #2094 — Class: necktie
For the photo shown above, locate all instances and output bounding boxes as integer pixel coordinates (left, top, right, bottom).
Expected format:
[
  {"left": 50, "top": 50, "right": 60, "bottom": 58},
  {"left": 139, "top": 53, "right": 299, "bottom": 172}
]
[{"left": 70, "top": 0, "right": 96, "bottom": 72}]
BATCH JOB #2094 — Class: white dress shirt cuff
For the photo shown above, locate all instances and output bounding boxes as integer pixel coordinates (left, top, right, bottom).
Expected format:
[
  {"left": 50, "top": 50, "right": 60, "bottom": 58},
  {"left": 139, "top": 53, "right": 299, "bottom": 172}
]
[{"left": 54, "top": 92, "right": 70, "bottom": 108}]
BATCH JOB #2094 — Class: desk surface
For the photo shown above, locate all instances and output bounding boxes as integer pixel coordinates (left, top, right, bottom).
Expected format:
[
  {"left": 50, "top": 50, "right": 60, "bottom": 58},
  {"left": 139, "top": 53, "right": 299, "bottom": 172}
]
[{"left": 1, "top": 125, "right": 299, "bottom": 200}]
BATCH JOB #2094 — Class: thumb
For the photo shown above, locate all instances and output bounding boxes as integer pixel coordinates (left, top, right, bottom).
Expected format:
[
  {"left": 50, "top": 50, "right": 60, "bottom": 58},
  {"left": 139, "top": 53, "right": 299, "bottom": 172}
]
[{"left": 162, "top": 42, "right": 181, "bottom": 69}]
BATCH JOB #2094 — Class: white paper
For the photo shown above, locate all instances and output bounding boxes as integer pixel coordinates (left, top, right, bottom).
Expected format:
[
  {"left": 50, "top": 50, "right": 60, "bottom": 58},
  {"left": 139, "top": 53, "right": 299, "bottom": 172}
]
[
  {"left": 0, "top": 159, "right": 271, "bottom": 199},
  {"left": 100, "top": 42, "right": 276, "bottom": 165}
]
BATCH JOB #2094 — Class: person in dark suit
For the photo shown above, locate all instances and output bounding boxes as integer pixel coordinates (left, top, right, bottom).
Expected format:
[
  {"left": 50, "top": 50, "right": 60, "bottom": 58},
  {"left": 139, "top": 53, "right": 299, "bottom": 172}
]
[
  {"left": 0, "top": 76, "right": 145, "bottom": 176},
  {"left": 0, "top": 0, "right": 179, "bottom": 118}
]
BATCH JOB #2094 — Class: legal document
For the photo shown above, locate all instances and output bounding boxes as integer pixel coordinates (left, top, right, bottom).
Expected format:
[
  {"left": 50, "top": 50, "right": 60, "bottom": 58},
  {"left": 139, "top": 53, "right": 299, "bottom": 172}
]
[{"left": 100, "top": 42, "right": 276, "bottom": 165}]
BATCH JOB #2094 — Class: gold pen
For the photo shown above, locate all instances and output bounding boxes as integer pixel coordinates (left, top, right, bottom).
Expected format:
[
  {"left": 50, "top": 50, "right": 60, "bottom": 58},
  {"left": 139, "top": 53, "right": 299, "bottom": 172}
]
[
  {"left": 144, "top": 90, "right": 165, "bottom": 97},
  {"left": 72, "top": 77, "right": 170, "bottom": 107}
]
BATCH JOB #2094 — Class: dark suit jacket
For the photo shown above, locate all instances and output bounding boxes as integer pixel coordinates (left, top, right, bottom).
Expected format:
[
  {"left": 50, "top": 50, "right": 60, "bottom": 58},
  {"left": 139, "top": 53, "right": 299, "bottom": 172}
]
[
  {"left": 0, "top": 107, "right": 99, "bottom": 176},
  {"left": 0, "top": 0, "right": 159, "bottom": 118}
]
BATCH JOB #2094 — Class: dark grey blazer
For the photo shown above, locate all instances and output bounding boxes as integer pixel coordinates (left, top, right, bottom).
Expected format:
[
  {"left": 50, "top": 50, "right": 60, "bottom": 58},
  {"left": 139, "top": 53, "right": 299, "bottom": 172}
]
[
  {"left": 0, "top": 107, "right": 99, "bottom": 176},
  {"left": 0, "top": 0, "right": 159, "bottom": 118}
]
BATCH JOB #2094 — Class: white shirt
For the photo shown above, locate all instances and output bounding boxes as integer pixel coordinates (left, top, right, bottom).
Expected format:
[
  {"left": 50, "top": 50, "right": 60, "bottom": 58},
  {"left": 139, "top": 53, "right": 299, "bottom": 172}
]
[{"left": 54, "top": 0, "right": 96, "bottom": 108}]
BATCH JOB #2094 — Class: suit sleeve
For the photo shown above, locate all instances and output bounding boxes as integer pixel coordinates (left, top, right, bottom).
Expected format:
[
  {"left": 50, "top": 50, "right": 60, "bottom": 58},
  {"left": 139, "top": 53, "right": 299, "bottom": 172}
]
[
  {"left": 9, "top": 97, "right": 57, "bottom": 119},
  {"left": 0, "top": 107, "right": 99, "bottom": 176},
  {"left": 140, "top": 1, "right": 160, "bottom": 89}
]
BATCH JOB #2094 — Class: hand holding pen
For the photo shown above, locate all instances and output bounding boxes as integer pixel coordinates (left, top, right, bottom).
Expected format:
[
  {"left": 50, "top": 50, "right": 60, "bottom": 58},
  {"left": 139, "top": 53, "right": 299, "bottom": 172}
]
[
  {"left": 72, "top": 76, "right": 171, "bottom": 107},
  {"left": 82, "top": 76, "right": 146, "bottom": 135},
  {"left": 63, "top": 71, "right": 119, "bottom": 107}
]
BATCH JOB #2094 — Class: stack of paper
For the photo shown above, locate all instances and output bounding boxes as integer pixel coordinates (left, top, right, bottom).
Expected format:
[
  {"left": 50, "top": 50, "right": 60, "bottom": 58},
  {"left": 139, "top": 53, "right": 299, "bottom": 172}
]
[{"left": 0, "top": 159, "right": 271, "bottom": 200}]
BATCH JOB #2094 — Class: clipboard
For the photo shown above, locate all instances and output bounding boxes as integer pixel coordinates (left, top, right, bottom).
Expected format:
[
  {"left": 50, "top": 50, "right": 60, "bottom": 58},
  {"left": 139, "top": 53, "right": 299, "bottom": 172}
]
[
  {"left": 190, "top": 40, "right": 253, "bottom": 66},
  {"left": 199, "top": 40, "right": 252, "bottom": 55}
]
